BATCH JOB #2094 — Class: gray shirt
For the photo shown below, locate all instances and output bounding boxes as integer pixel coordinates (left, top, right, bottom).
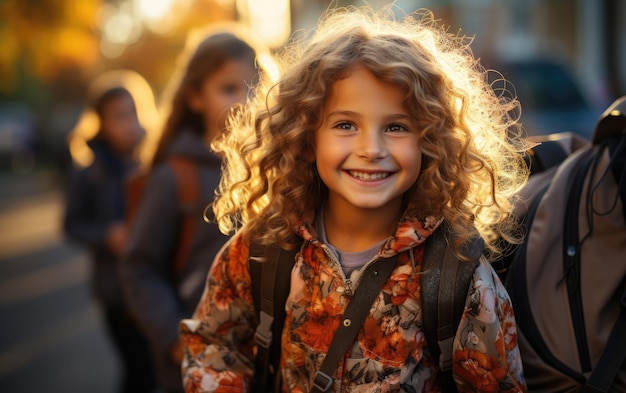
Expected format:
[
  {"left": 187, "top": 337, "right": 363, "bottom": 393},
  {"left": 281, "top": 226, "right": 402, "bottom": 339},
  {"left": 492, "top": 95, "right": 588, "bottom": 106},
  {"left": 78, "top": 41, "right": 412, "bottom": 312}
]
[{"left": 315, "top": 210, "right": 386, "bottom": 277}]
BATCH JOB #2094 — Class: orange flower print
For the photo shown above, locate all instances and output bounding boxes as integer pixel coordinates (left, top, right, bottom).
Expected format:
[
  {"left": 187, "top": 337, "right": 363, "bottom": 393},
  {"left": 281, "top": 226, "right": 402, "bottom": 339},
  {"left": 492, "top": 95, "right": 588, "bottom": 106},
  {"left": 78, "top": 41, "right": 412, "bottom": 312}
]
[
  {"left": 285, "top": 340, "right": 307, "bottom": 368},
  {"left": 184, "top": 333, "right": 208, "bottom": 358},
  {"left": 422, "top": 216, "right": 440, "bottom": 231},
  {"left": 361, "top": 316, "right": 384, "bottom": 350},
  {"left": 226, "top": 252, "right": 249, "bottom": 286},
  {"left": 381, "top": 314, "right": 400, "bottom": 336},
  {"left": 389, "top": 265, "right": 419, "bottom": 305},
  {"left": 214, "top": 370, "right": 247, "bottom": 391},
  {"left": 454, "top": 348, "right": 508, "bottom": 393},
  {"left": 212, "top": 285, "right": 236, "bottom": 310},
  {"left": 392, "top": 226, "right": 422, "bottom": 251},
  {"left": 498, "top": 300, "right": 519, "bottom": 352},
  {"left": 298, "top": 309, "right": 340, "bottom": 351},
  {"left": 371, "top": 330, "right": 409, "bottom": 363},
  {"left": 184, "top": 368, "right": 207, "bottom": 392}
]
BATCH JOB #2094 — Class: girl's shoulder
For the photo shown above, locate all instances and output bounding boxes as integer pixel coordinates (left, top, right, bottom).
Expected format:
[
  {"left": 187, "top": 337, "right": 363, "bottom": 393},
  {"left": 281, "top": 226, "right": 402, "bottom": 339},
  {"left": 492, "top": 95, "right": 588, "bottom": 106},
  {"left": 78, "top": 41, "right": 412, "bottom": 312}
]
[
  {"left": 215, "top": 230, "right": 252, "bottom": 263},
  {"left": 473, "top": 255, "right": 507, "bottom": 293}
]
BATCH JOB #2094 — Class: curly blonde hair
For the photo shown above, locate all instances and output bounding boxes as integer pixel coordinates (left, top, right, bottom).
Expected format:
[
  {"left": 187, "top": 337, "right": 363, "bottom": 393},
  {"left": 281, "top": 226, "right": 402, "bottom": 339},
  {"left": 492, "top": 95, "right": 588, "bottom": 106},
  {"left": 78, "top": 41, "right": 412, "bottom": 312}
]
[{"left": 212, "top": 6, "right": 528, "bottom": 260}]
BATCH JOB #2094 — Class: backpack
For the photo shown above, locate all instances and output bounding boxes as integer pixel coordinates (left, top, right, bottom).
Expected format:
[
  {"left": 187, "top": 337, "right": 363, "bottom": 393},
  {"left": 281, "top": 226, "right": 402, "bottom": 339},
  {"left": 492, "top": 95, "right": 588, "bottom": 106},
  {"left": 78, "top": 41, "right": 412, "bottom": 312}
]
[
  {"left": 248, "top": 223, "right": 485, "bottom": 393},
  {"left": 125, "top": 156, "right": 200, "bottom": 275},
  {"left": 490, "top": 130, "right": 590, "bottom": 282},
  {"left": 505, "top": 96, "right": 626, "bottom": 392}
]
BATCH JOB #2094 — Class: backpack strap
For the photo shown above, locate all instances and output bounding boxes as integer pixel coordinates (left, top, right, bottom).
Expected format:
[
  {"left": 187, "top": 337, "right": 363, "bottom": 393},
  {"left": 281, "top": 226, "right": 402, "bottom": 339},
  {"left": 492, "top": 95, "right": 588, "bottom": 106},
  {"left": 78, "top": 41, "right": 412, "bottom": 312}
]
[
  {"left": 249, "top": 242, "right": 300, "bottom": 393},
  {"left": 310, "top": 255, "right": 399, "bottom": 393},
  {"left": 562, "top": 150, "right": 597, "bottom": 373},
  {"left": 527, "top": 139, "right": 569, "bottom": 174},
  {"left": 607, "top": 135, "right": 626, "bottom": 225},
  {"left": 582, "top": 136, "right": 626, "bottom": 392},
  {"left": 583, "top": 286, "right": 626, "bottom": 393},
  {"left": 167, "top": 157, "right": 201, "bottom": 275},
  {"left": 421, "top": 224, "right": 484, "bottom": 391}
]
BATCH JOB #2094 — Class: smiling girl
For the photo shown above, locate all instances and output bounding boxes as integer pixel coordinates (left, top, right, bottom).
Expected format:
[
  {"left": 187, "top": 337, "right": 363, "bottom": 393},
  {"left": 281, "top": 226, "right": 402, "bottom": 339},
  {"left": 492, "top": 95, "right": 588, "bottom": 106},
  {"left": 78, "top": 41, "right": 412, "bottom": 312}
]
[{"left": 180, "top": 6, "right": 528, "bottom": 392}]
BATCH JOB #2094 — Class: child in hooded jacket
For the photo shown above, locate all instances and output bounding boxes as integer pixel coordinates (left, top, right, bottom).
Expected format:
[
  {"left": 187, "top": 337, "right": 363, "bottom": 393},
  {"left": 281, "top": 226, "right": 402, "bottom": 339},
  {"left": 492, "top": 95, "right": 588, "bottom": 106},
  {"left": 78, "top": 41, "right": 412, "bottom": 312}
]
[
  {"left": 180, "top": 6, "right": 528, "bottom": 393},
  {"left": 64, "top": 80, "right": 156, "bottom": 392}
]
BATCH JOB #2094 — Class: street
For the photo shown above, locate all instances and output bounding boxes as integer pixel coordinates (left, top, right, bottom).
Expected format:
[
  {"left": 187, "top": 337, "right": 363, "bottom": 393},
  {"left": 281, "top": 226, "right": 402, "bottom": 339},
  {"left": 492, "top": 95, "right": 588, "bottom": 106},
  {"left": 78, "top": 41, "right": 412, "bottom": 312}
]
[{"left": 0, "top": 170, "right": 119, "bottom": 393}]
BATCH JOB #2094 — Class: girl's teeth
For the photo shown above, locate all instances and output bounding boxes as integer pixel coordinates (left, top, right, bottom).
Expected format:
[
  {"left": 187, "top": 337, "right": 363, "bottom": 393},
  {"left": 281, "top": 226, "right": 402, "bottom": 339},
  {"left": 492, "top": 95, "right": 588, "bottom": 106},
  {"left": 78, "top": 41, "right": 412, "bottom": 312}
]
[{"left": 349, "top": 171, "right": 389, "bottom": 180}]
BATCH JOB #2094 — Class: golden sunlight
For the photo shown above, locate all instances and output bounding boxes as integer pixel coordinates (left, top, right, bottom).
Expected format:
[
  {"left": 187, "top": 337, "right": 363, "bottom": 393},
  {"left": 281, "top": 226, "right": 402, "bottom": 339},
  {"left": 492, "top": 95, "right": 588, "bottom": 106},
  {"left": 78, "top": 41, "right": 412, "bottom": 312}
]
[
  {"left": 236, "top": 0, "right": 290, "bottom": 48},
  {"left": 133, "top": 0, "right": 190, "bottom": 34},
  {"left": 134, "top": 0, "right": 173, "bottom": 22}
]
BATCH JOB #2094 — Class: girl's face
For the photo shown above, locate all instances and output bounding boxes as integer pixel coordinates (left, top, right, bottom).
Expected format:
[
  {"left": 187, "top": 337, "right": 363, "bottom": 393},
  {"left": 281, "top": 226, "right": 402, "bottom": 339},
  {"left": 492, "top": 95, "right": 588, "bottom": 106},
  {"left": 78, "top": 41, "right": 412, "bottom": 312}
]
[
  {"left": 314, "top": 65, "right": 422, "bottom": 216},
  {"left": 100, "top": 94, "right": 144, "bottom": 157},
  {"left": 188, "top": 59, "right": 256, "bottom": 143}
]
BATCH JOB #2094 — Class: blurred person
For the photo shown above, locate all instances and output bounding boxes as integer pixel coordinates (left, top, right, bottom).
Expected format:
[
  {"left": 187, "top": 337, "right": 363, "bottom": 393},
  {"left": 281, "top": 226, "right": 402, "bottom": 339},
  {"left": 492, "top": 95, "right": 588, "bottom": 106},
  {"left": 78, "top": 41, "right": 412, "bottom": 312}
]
[
  {"left": 63, "top": 73, "right": 157, "bottom": 393},
  {"left": 120, "top": 28, "right": 260, "bottom": 393}
]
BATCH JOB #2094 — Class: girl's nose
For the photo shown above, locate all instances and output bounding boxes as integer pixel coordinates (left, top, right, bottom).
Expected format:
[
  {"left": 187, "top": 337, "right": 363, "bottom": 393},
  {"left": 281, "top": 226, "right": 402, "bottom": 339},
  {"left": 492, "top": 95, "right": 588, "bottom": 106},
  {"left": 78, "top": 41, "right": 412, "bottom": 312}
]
[{"left": 356, "top": 129, "right": 386, "bottom": 161}]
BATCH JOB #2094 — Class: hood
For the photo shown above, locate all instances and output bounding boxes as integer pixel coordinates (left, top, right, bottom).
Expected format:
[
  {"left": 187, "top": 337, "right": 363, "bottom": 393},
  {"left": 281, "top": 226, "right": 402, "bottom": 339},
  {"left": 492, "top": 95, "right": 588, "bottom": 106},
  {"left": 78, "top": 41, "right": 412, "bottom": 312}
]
[
  {"left": 296, "top": 209, "right": 443, "bottom": 258},
  {"left": 167, "top": 128, "right": 222, "bottom": 165},
  {"left": 87, "top": 137, "right": 128, "bottom": 173}
]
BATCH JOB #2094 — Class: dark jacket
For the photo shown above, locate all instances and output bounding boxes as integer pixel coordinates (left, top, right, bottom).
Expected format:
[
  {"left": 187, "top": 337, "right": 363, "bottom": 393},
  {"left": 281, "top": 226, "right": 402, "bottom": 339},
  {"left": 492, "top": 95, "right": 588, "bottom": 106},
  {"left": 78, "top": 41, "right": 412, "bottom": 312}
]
[
  {"left": 120, "top": 129, "right": 228, "bottom": 392},
  {"left": 63, "top": 137, "right": 134, "bottom": 307}
]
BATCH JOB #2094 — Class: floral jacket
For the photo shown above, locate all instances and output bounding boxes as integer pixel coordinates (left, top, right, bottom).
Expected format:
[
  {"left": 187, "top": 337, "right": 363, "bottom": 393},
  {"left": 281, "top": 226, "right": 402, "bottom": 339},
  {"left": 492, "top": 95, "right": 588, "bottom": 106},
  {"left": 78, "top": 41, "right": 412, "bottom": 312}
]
[{"left": 179, "top": 213, "right": 527, "bottom": 392}]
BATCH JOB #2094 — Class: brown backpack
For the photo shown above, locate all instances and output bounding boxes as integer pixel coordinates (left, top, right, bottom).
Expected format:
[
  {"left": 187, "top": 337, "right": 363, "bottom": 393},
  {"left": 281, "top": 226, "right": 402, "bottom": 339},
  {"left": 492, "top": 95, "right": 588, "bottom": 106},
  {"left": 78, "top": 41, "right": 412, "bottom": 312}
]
[
  {"left": 125, "top": 156, "right": 200, "bottom": 275},
  {"left": 505, "top": 96, "right": 626, "bottom": 392}
]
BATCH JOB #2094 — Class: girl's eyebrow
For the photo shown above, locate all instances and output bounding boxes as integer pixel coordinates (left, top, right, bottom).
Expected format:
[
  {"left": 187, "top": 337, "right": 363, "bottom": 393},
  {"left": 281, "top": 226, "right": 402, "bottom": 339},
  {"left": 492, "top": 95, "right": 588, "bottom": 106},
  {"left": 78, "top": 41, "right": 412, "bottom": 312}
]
[
  {"left": 325, "top": 110, "right": 412, "bottom": 122},
  {"left": 325, "top": 110, "right": 361, "bottom": 119}
]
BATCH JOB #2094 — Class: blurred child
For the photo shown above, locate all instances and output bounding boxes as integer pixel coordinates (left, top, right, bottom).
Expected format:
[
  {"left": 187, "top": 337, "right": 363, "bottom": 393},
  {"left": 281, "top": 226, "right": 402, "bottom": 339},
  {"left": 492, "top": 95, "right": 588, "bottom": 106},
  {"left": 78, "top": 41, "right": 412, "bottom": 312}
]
[
  {"left": 120, "top": 30, "right": 259, "bottom": 393},
  {"left": 63, "top": 80, "right": 155, "bottom": 393},
  {"left": 180, "top": 6, "right": 529, "bottom": 393}
]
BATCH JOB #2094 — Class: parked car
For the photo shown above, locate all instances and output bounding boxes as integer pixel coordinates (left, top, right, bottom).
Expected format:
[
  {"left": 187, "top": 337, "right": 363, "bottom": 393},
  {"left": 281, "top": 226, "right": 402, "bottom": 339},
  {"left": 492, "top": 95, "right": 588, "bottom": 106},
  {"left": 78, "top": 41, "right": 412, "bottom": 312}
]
[
  {"left": 0, "top": 104, "right": 39, "bottom": 173},
  {"left": 489, "top": 57, "right": 600, "bottom": 139}
]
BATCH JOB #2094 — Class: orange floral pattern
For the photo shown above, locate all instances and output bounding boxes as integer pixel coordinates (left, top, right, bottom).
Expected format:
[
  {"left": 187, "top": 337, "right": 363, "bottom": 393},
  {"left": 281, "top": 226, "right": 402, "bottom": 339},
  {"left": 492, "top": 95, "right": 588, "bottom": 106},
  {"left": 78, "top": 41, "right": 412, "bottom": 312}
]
[{"left": 179, "top": 215, "right": 527, "bottom": 392}]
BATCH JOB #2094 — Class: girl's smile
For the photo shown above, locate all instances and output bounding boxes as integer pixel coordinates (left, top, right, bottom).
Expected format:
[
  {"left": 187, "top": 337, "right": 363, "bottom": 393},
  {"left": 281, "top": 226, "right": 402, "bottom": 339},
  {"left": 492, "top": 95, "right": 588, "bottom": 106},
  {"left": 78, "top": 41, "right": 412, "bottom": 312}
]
[{"left": 346, "top": 170, "right": 393, "bottom": 181}]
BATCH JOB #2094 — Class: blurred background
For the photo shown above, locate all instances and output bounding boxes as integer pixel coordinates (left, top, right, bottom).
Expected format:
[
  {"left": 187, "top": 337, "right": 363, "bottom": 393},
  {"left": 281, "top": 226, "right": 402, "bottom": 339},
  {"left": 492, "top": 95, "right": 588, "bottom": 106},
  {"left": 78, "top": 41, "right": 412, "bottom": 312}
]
[{"left": 0, "top": 0, "right": 625, "bottom": 392}]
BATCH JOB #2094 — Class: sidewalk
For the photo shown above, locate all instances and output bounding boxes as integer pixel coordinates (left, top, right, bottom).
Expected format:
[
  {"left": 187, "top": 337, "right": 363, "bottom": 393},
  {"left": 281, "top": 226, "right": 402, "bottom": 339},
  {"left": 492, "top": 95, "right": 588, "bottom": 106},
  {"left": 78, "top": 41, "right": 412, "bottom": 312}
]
[{"left": 0, "top": 169, "right": 120, "bottom": 393}]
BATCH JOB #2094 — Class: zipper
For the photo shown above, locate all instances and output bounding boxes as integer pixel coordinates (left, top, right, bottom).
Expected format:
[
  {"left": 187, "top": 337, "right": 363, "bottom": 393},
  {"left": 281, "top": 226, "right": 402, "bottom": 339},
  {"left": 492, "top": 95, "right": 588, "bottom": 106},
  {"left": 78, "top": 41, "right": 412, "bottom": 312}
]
[{"left": 318, "top": 243, "right": 390, "bottom": 297}]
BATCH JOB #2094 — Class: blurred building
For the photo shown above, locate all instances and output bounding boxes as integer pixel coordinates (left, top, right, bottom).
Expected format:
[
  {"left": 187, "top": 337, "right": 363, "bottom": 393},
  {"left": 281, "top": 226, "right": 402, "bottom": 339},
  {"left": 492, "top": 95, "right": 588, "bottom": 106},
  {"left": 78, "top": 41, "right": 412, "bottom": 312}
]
[
  {"left": 289, "top": 0, "right": 625, "bottom": 137},
  {"left": 1, "top": 0, "right": 624, "bottom": 173}
]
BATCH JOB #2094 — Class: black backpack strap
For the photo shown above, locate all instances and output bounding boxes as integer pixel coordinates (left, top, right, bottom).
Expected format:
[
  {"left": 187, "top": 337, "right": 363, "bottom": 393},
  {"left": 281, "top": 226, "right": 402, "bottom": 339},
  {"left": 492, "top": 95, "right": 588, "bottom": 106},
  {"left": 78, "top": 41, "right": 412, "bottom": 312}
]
[
  {"left": 582, "top": 136, "right": 626, "bottom": 393},
  {"left": 310, "top": 255, "right": 399, "bottom": 393},
  {"left": 563, "top": 152, "right": 597, "bottom": 373},
  {"left": 249, "top": 242, "right": 300, "bottom": 393},
  {"left": 528, "top": 139, "right": 569, "bottom": 174},
  {"left": 421, "top": 224, "right": 484, "bottom": 391},
  {"left": 583, "top": 285, "right": 626, "bottom": 393},
  {"left": 607, "top": 135, "right": 626, "bottom": 225}
]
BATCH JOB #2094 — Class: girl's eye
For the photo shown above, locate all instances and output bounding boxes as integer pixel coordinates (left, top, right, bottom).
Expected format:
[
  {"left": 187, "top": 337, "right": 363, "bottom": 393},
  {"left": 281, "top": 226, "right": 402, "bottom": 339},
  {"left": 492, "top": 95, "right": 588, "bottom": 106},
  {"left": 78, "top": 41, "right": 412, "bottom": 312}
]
[
  {"left": 333, "top": 121, "right": 356, "bottom": 131},
  {"left": 386, "top": 124, "right": 409, "bottom": 133},
  {"left": 222, "top": 84, "right": 238, "bottom": 95}
]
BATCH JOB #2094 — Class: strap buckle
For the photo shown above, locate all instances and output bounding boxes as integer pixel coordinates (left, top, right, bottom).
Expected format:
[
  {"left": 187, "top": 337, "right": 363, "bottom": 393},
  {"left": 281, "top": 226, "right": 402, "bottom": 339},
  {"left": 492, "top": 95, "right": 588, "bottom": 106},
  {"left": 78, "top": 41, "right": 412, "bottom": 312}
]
[
  {"left": 254, "top": 311, "right": 273, "bottom": 349},
  {"left": 312, "top": 371, "right": 333, "bottom": 392},
  {"left": 438, "top": 336, "right": 454, "bottom": 371}
]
